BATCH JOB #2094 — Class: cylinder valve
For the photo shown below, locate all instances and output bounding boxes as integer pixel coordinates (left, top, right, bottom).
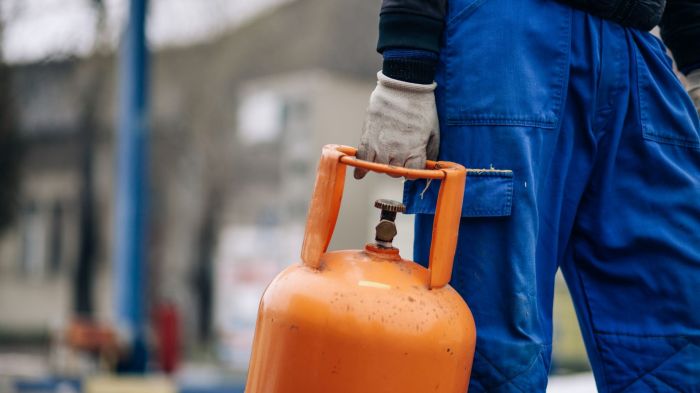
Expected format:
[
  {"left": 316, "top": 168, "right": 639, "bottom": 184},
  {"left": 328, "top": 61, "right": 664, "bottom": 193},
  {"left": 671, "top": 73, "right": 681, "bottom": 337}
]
[{"left": 374, "top": 199, "right": 406, "bottom": 248}]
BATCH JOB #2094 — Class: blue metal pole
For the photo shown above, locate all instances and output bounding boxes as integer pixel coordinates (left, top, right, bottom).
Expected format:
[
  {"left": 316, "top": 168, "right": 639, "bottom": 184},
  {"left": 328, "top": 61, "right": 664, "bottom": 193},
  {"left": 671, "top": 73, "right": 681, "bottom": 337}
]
[{"left": 114, "top": 0, "right": 149, "bottom": 373}]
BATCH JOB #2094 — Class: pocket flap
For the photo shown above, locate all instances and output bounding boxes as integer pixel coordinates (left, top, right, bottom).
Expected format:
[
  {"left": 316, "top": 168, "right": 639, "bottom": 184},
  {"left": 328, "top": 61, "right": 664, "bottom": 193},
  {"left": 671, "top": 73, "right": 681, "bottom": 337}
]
[{"left": 403, "top": 169, "right": 514, "bottom": 217}]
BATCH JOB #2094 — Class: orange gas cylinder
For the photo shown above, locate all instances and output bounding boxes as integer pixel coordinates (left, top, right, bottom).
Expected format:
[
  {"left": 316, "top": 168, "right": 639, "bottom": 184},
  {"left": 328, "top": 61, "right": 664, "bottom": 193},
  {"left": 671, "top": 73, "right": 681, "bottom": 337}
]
[{"left": 245, "top": 145, "right": 476, "bottom": 393}]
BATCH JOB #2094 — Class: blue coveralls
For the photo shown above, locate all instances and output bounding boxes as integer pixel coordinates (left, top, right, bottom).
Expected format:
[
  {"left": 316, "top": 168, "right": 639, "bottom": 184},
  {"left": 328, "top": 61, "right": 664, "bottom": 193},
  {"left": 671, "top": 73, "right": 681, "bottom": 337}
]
[{"left": 403, "top": 0, "right": 700, "bottom": 391}]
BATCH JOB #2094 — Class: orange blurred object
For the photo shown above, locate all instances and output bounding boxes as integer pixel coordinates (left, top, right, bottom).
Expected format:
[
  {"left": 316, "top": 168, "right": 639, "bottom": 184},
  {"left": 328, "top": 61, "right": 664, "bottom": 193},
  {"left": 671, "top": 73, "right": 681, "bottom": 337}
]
[
  {"left": 245, "top": 145, "right": 476, "bottom": 393},
  {"left": 65, "top": 319, "right": 117, "bottom": 353}
]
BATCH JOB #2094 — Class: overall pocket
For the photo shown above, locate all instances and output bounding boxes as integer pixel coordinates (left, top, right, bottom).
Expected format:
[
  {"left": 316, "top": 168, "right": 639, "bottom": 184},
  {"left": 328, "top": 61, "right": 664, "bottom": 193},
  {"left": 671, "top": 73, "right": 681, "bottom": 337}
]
[
  {"left": 635, "top": 33, "right": 700, "bottom": 150},
  {"left": 442, "top": 0, "right": 572, "bottom": 129},
  {"left": 404, "top": 169, "right": 514, "bottom": 218}
]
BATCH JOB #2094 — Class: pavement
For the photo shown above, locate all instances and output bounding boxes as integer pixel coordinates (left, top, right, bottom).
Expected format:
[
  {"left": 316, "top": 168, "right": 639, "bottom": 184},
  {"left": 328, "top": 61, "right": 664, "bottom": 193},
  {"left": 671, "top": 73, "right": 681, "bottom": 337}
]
[
  {"left": 1, "top": 351, "right": 596, "bottom": 393},
  {"left": 548, "top": 372, "right": 597, "bottom": 392},
  {"left": 7, "top": 373, "right": 597, "bottom": 393}
]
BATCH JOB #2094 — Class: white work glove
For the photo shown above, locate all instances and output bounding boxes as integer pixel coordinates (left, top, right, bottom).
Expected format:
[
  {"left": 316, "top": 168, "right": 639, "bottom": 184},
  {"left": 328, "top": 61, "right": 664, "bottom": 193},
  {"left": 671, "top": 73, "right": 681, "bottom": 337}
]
[
  {"left": 688, "top": 69, "right": 700, "bottom": 116},
  {"left": 354, "top": 71, "right": 440, "bottom": 179}
]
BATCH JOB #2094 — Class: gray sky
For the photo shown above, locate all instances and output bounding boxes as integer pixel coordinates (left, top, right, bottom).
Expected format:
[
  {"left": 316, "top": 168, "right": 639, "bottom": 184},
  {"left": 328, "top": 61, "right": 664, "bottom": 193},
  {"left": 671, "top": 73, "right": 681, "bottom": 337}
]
[{"left": 1, "top": 0, "right": 291, "bottom": 63}]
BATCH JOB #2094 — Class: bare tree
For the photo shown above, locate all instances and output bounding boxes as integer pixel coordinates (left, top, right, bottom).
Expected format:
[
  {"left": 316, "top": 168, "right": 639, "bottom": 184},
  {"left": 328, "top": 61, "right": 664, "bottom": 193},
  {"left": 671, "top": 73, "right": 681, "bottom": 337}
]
[
  {"left": 0, "top": 1, "right": 22, "bottom": 234},
  {"left": 74, "top": 0, "right": 108, "bottom": 318}
]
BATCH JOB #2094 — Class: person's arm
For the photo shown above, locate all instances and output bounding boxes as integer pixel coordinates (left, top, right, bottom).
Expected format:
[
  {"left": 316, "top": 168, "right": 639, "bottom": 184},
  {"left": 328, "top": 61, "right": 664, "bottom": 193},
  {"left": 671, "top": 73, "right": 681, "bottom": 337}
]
[
  {"left": 377, "top": 0, "right": 446, "bottom": 84},
  {"left": 354, "top": 1, "right": 447, "bottom": 179},
  {"left": 659, "top": 0, "right": 700, "bottom": 113}
]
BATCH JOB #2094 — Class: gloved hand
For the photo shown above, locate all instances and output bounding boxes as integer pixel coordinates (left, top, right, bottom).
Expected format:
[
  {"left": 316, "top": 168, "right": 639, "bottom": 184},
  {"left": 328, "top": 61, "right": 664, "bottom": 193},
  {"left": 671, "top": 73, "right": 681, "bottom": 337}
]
[
  {"left": 688, "top": 69, "right": 700, "bottom": 116},
  {"left": 354, "top": 71, "right": 439, "bottom": 179}
]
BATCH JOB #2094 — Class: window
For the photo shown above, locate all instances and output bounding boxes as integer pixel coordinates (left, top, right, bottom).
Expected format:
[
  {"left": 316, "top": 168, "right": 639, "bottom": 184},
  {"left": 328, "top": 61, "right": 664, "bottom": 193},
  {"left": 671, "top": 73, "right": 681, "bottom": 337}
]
[{"left": 19, "top": 200, "right": 47, "bottom": 278}]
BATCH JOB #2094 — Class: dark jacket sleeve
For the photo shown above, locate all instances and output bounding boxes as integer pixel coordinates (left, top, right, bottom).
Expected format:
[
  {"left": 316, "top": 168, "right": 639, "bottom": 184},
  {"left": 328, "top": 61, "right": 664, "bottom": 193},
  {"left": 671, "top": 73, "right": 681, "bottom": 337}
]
[
  {"left": 377, "top": 0, "right": 447, "bottom": 54},
  {"left": 660, "top": 0, "right": 700, "bottom": 74}
]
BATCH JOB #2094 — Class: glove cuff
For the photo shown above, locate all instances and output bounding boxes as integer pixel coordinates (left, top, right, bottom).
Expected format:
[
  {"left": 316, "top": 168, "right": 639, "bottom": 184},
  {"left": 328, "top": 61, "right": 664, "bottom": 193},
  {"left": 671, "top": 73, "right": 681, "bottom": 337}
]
[{"left": 377, "top": 71, "right": 436, "bottom": 93}]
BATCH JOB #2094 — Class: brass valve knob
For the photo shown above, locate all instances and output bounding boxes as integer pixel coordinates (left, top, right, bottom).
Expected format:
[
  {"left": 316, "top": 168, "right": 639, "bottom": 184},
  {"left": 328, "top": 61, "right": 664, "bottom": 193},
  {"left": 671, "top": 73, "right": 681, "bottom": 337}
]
[
  {"left": 374, "top": 199, "right": 405, "bottom": 248},
  {"left": 374, "top": 199, "right": 407, "bottom": 213}
]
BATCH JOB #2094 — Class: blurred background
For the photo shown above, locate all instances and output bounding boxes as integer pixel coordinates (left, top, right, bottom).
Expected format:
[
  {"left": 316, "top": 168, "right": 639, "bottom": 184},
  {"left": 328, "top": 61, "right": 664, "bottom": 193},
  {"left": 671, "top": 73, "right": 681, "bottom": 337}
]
[{"left": 0, "top": 0, "right": 594, "bottom": 391}]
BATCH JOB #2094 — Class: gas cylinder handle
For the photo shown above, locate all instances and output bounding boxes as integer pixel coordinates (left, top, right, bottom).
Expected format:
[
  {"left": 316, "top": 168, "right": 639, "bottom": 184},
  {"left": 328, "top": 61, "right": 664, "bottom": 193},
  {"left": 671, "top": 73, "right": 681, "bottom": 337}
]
[{"left": 301, "top": 145, "right": 466, "bottom": 289}]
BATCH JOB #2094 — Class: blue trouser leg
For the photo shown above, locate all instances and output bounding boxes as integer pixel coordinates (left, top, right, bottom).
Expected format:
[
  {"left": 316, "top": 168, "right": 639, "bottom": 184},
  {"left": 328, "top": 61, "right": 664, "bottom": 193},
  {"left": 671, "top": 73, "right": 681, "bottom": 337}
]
[
  {"left": 560, "top": 25, "right": 700, "bottom": 393},
  {"left": 403, "top": 1, "right": 700, "bottom": 391}
]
